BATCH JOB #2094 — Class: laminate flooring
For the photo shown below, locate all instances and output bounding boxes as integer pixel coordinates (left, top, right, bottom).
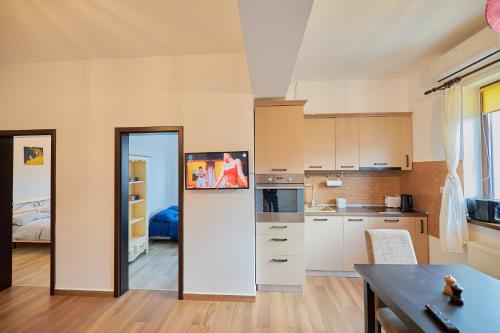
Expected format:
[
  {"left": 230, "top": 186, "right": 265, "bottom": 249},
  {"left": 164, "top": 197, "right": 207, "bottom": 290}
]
[{"left": 12, "top": 243, "right": 50, "bottom": 287}]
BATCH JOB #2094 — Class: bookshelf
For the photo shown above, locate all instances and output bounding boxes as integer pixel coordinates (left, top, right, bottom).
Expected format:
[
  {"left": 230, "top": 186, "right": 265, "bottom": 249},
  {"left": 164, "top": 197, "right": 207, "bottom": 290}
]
[{"left": 128, "top": 155, "right": 149, "bottom": 262}]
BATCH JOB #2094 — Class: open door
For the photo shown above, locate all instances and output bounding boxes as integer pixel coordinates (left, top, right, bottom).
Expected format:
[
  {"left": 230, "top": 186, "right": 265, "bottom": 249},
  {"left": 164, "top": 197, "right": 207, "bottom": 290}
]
[
  {"left": 116, "top": 133, "right": 129, "bottom": 297},
  {"left": 0, "top": 137, "right": 13, "bottom": 291}
]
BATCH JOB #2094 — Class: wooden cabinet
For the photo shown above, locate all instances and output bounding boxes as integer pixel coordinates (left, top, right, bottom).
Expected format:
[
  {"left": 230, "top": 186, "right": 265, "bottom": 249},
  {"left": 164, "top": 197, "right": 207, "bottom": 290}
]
[
  {"left": 359, "top": 116, "right": 401, "bottom": 169},
  {"left": 369, "top": 217, "right": 415, "bottom": 240},
  {"left": 343, "top": 216, "right": 369, "bottom": 271},
  {"left": 255, "top": 101, "right": 305, "bottom": 174},
  {"left": 256, "top": 222, "right": 305, "bottom": 288},
  {"left": 305, "top": 216, "right": 343, "bottom": 271},
  {"left": 414, "top": 217, "right": 429, "bottom": 264},
  {"left": 304, "top": 118, "right": 335, "bottom": 170},
  {"left": 401, "top": 115, "right": 413, "bottom": 170},
  {"left": 335, "top": 117, "right": 359, "bottom": 170}
]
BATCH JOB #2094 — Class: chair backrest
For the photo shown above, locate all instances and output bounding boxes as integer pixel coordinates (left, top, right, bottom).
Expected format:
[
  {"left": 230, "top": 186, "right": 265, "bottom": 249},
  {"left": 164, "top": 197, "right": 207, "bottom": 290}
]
[{"left": 365, "top": 229, "right": 417, "bottom": 264}]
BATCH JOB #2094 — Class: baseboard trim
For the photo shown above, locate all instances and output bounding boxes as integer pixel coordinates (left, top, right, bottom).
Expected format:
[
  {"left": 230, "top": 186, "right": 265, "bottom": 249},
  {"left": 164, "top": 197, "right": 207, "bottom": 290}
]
[
  {"left": 183, "top": 293, "right": 256, "bottom": 302},
  {"left": 54, "top": 289, "right": 114, "bottom": 297}
]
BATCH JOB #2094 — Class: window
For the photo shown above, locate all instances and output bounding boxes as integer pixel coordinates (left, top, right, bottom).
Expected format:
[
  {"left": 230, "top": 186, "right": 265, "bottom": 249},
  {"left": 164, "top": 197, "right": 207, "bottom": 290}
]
[{"left": 481, "top": 81, "right": 500, "bottom": 199}]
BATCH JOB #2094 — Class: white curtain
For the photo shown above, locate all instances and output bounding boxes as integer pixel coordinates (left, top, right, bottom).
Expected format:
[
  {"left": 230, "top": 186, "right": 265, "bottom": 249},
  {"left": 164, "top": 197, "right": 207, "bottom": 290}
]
[{"left": 439, "top": 83, "right": 469, "bottom": 253}]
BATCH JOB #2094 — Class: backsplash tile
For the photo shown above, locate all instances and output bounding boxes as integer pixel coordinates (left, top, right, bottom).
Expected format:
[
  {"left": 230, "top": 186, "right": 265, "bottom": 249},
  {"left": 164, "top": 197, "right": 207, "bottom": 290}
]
[{"left": 305, "top": 171, "right": 402, "bottom": 206}]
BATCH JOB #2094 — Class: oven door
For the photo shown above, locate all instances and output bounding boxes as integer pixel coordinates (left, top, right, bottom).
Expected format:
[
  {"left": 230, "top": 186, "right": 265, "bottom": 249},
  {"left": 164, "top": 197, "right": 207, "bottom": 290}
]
[{"left": 255, "top": 184, "right": 304, "bottom": 223}]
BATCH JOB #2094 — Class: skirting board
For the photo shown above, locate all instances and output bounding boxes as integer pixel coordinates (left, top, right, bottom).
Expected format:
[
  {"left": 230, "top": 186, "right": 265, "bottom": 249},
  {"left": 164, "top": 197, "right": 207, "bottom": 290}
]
[
  {"left": 257, "top": 284, "right": 304, "bottom": 293},
  {"left": 306, "top": 270, "right": 361, "bottom": 278},
  {"left": 183, "top": 293, "right": 255, "bottom": 303},
  {"left": 54, "top": 289, "right": 114, "bottom": 297}
]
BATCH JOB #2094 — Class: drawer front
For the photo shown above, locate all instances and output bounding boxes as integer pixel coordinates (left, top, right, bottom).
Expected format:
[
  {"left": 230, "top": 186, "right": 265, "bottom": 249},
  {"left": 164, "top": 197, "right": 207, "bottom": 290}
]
[
  {"left": 256, "top": 234, "right": 304, "bottom": 255},
  {"left": 305, "top": 216, "right": 341, "bottom": 224},
  {"left": 256, "top": 255, "right": 305, "bottom": 285},
  {"left": 256, "top": 222, "right": 304, "bottom": 235}
]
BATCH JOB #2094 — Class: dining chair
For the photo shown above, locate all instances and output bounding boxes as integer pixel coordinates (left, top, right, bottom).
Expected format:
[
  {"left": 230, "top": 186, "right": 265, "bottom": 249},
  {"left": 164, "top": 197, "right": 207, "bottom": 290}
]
[{"left": 365, "top": 229, "right": 417, "bottom": 333}]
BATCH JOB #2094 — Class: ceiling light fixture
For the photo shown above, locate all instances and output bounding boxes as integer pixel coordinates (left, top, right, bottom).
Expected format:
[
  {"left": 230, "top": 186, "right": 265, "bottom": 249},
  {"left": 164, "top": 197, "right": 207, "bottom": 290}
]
[{"left": 486, "top": 0, "right": 500, "bottom": 32}]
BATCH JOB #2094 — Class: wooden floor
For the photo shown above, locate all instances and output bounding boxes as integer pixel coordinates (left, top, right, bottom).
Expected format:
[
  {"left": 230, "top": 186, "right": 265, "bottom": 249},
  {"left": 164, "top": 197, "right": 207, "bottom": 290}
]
[
  {"left": 12, "top": 243, "right": 50, "bottom": 287},
  {"left": 0, "top": 276, "right": 364, "bottom": 333},
  {"left": 129, "top": 240, "right": 178, "bottom": 291}
]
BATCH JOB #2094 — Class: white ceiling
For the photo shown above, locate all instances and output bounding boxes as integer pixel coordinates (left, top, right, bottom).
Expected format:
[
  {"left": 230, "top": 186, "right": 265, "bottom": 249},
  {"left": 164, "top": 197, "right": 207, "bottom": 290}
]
[
  {"left": 293, "top": 0, "right": 488, "bottom": 80},
  {"left": 238, "top": 0, "right": 313, "bottom": 98},
  {"left": 0, "top": 0, "right": 244, "bottom": 63}
]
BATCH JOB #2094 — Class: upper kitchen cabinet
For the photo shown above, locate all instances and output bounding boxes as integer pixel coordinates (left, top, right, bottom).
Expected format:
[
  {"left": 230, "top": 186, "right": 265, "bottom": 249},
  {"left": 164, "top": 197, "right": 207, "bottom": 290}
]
[
  {"left": 359, "top": 116, "right": 401, "bottom": 169},
  {"left": 304, "top": 118, "right": 335, "bottom": 171},
  {"left": 255, "top": 100, "right": 306, "bottom": 174},
  {"left": 335, "top": 117, "right": 360, "bottom": 170},
  {"left": 401, "top": 115, "right": 413, "bottom": 170}
]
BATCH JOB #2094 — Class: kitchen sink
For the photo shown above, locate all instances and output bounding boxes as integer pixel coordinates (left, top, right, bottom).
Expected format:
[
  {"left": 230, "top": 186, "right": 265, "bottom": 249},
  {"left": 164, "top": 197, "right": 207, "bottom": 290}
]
[{"left": 305, "top": 205, "right": 336, "bottom": 213}]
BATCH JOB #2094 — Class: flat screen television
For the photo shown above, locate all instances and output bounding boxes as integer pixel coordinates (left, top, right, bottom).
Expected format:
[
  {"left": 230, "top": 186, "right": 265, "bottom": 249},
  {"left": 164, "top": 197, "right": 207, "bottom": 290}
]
[{"left": 185, "top": 151, "right": 249, "bottom": 190}]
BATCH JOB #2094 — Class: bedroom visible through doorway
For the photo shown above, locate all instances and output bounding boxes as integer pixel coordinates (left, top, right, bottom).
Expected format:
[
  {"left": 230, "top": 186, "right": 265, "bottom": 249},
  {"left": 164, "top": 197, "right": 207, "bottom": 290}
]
[{"left": 115, "top": 126, "right": 183, "bottom": 299}]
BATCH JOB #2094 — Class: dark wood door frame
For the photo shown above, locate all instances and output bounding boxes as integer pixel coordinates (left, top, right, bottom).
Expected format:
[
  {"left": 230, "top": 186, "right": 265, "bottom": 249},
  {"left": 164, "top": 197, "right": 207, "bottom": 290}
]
[
  {"left": 114, "top": 126, "right": 184, "bottom": 299},
  {"left": 0, "top": 129, "right": 56, "bottom": 295}
]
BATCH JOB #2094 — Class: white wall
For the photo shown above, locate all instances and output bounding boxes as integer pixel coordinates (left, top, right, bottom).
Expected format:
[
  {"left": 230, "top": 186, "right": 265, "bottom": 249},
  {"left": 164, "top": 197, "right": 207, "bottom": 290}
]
[
  {"left": 0, "top": 54, "right": 255, "bottom": 295},
  {"left": 286, "top": 78, "right": 408, "bottom": 114},
  {"left": 129, "top": 133, "right": 178, "bottom": 218},
  {"left": 13, "top": 136, "right": 51, "bottom": 203}
]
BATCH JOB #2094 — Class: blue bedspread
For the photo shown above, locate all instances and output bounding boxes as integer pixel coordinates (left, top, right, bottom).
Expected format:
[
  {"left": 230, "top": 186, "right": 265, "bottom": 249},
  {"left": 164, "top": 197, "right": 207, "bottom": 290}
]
[{"left": 149, "top": 205, "right": 178, "bottom": 240}]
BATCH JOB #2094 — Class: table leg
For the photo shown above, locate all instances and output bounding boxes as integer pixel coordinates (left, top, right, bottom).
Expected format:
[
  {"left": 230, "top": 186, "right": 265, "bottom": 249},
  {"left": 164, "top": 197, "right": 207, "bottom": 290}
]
[{"left": 364, "top": 280, "right": 377, "bottom": 333}]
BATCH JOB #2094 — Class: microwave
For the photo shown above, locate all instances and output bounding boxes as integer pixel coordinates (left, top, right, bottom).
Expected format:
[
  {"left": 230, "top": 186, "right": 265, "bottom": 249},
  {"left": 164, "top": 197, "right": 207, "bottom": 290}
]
[{"left": 466, "top": 198, "right": 500, "bottom": 223}]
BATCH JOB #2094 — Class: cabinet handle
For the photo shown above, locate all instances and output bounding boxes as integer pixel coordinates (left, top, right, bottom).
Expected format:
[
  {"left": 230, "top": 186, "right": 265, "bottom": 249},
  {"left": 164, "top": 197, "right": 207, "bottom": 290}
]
[
  {"left": 373, "top": 163, "right": 388, "bottom": 166},
  {"left": 348, "top": 218, "right": 363, "bottom": 222},
  {"left": 271, "top": 238, "right": 288, "bottom": 242},
  {"left": 271, "top": 168, "right": 287, "bottom": 172},
  {"left": 312, "top": 218, "right": 328, "bottom": 222},
  {"left": 340, "top": 165, "right": 354, "bottom": 168},
  {"left": 405, "top": 155, "right": 410, "bottom": 168},
  {"left": 270, "top": 225, "right": 287, "bottom": 229},
  {"left": 384, "top": 219, "right": 400, "bottom": 223},
  {"left": 271, "top": 258, "right": 288, "bottom": 263},
  {"left": 420, "top": 219, "right": 424, "bottom": 233},
  {"left": 309, "top": 165, "right": 322, "bottom": 169}
]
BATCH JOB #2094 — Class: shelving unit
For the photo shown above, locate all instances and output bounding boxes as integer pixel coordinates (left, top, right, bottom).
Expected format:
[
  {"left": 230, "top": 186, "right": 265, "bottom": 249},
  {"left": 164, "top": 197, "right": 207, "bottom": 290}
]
[{"left": 128, "top": 155, "right": 149, "bottom": 262}]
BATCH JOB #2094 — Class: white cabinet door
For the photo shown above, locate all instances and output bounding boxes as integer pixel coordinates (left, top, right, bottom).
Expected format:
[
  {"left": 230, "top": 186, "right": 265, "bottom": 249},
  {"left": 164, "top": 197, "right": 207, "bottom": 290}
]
[
  {"left": 336, "top": 117, "right": 360, "bottom": 170},
  {"left": 304, "top": 118, "right": 335, "bottom": 171},
  {"left": 343, "top": 216, "right": 369, "bottom": 271},
  {"left": 359, "top": 116, "right": 401, "bottom": 168},
  {"left": 305, "top": 216, "right": 343, "bottom": 271}
]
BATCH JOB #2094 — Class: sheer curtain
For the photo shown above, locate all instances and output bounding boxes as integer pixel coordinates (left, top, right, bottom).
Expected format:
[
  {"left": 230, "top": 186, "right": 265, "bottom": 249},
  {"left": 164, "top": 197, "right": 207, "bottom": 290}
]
[{"left": 440, "top": 83, "right": 469, "bottom": 253}]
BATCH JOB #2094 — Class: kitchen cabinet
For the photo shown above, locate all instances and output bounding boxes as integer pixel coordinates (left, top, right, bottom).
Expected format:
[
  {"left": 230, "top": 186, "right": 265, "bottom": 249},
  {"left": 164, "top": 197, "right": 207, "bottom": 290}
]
[
  {"left": 304, "top": 118, "right": 335, "bottom": 171},
  {"left": 255, "top": 100, "right": 305, "bottom": 174},
  {"left": 359, "top": 116, "right": 401, "bottom": 169},
  {"left": 305, "top": 216, "right": 343, "bottom": 271},
  {"left": 414, "top": 217, "right": 429, "bottom": 264},
  {"left": 343, "top": 216, "right": 369, "bottom": 271},
  {"left": 335, "top": 117, "right": 359, "bottom": 170},
  {"left": 401, "top": 115, "right": 413, "bottom": 170},
  {"left": 369, "top": 217, "right": 415, "bottom": 242}
]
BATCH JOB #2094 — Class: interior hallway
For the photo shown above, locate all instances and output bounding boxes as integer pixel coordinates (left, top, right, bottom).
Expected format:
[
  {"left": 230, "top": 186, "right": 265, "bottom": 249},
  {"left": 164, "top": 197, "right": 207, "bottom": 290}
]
[{"left": 0, "top": 276, "right": 363, "bottom": 333}]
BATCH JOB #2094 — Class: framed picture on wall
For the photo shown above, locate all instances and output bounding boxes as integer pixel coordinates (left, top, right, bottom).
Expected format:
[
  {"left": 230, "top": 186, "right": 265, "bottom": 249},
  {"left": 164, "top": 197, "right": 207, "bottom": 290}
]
[{"left": 24, "top": 147, "right": 44, "bottom": 165}]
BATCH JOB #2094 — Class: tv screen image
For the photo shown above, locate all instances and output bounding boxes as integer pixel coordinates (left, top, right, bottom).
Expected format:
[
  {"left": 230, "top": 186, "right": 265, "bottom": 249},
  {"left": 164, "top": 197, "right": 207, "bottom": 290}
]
[{"left": 185, "top": 151, "right": 249, "bottom": 190}]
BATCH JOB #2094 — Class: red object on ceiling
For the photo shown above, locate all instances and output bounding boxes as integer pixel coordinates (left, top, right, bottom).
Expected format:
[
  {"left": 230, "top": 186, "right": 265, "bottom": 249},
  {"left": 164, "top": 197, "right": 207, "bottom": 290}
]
[{"left": 486, "top": 0, "right": 500, "bottom": 32}]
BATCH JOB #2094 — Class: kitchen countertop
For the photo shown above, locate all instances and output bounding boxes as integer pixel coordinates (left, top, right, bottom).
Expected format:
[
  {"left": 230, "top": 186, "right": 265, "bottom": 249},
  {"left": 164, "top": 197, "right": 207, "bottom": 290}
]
[{"left": 305, "top": 205, "right": 428, "bottom": 217}]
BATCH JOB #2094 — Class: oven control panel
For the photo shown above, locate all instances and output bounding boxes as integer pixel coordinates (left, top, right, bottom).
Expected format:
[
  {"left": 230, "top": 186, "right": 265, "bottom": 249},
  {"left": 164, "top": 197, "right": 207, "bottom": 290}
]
[{"left": 256, "top": 174, "right": 304, "bottom": 184}]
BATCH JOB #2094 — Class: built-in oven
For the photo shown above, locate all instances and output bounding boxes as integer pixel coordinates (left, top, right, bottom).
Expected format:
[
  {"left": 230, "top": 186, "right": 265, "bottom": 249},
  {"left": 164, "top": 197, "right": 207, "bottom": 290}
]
[{"left": 255, "top": 174, "right": 304, "bottom": 223}]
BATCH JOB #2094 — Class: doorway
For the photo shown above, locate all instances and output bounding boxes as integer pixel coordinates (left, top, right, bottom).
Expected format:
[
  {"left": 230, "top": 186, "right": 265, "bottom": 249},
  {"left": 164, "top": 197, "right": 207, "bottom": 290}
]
[
  {"left": 0, "top": 130, "right": 56, "bottom": 295},
  {"left": 114, "top": 127, "right": 184, "bottom": 299}
]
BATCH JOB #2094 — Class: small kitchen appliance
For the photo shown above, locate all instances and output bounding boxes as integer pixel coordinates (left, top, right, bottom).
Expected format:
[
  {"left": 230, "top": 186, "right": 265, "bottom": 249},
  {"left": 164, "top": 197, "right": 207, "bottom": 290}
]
[
  {"left": 400, "top": 194, "right": 414, "bottom": 212},
  {"left": 384, "top": 196, "right": 401, "bottom": 208}
]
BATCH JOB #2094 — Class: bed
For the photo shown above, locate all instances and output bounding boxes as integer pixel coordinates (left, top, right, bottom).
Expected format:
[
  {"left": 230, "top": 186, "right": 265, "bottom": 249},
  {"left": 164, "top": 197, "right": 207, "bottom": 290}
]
[
  {"left": 12, "top": 199, "right": 51, "bottom": 243},
  {"left": 149, "top": 205, "right": 178, "bottom": 240}
]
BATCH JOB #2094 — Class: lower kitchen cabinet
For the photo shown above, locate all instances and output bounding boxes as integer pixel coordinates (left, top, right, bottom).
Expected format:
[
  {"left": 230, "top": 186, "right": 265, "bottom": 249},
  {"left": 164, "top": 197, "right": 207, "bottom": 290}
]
[
  {"left": 256, "top": 255, "right": 305, "bottom": 286},
  {"left": 369, "top": 217, "right": 415, "bottom": 241},
  {"left": 343, "top": 216, "right": 369, "bottom": 271},
  {"left": 414, "top": 217, "right": 429, "bottom": 264},
  {"left": 305, "top": 216, "right": 343, "bottom": 271}
]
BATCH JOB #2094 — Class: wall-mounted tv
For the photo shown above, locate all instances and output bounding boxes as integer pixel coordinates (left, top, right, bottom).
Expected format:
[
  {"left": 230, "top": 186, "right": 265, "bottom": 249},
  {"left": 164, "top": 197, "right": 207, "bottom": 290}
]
[{"left": 185, "top": 151, "right": 249, "bottom": 190}]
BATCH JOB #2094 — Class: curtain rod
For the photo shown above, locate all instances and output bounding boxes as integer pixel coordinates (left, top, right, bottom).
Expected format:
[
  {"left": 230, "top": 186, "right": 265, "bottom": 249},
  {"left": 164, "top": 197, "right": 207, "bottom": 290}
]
[{"left": 424, "top": 55, "right": 500, "bottom": 95}]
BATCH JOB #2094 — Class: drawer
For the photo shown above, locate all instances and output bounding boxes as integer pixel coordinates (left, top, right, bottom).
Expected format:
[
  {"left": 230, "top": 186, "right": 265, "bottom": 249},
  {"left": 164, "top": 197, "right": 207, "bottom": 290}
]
[
  {"left": 256, "top": 255, "right": 305, "bottom": 286},
  {"left": 305, "top": 215, "right": 341, "bottom": 224},
  {"left": 256, "top": 222, "right": 304, "bottom": 235},
  {"left": 256, "top": 234, "right": 304, "bottom": 255}
]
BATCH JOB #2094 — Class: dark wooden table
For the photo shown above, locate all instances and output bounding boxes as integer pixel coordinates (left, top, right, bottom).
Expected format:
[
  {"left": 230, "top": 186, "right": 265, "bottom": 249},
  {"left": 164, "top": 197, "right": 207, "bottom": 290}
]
[{"left": 355, "top": 264, "right": 500, "bottom": 333}]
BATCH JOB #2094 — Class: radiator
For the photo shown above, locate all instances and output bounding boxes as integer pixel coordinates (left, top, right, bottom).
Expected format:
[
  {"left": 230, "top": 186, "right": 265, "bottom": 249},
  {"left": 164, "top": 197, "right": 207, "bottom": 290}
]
[{"left": 468, "top": 241, "right": 500, "bottom": 279}]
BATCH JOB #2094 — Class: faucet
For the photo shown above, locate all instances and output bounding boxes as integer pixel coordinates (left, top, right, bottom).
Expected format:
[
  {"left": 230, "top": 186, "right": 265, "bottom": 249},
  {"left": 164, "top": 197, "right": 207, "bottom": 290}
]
[{"left": 311, "top": 183, "right": 318, "bottom": 207}]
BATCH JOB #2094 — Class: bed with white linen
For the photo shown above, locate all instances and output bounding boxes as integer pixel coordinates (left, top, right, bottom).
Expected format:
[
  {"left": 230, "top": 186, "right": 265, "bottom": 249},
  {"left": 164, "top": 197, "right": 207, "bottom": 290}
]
[{"left": 12, "top": 199, "right": 51, "bottom": 243}]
